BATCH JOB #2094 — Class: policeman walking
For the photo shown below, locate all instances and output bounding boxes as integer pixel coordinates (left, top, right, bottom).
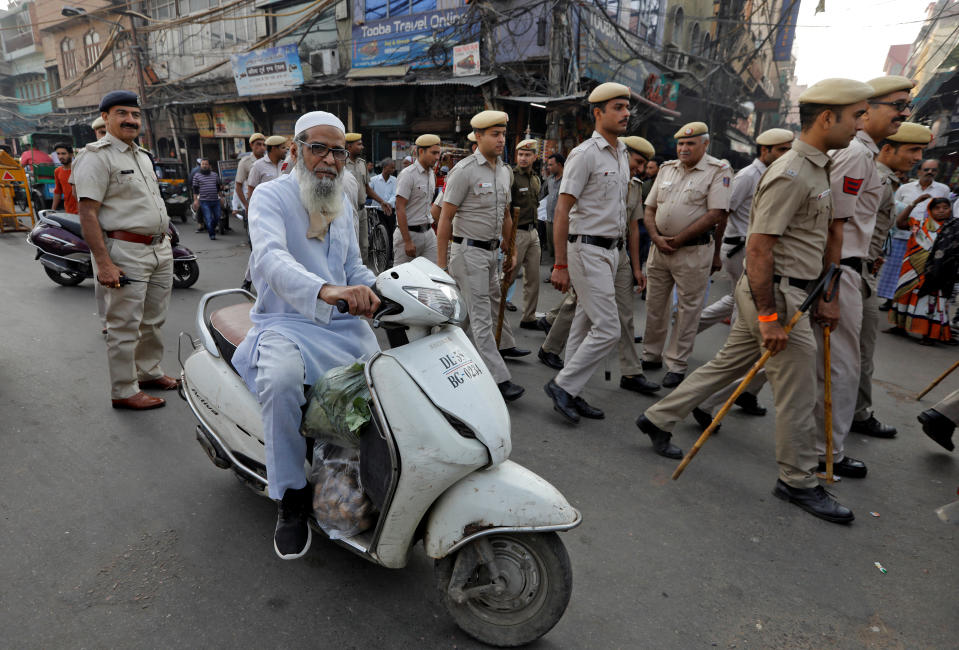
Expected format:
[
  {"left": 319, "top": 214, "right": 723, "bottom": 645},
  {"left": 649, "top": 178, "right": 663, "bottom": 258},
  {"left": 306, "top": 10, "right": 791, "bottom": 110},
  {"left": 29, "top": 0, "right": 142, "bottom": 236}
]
[
  {"left": 642, "top": 121, "right": 732, "bottom": 389},
  {"left": 544, "top": 82, "right": 632, "bottom": 422},
  {"left": 637, "top": 78, "right": 873, "bottom": 524},
  {"left": 511, "top": 139, "right": 544, "bottom": 329},
  {"left": 73, "top": 91, "right": 177, "bottom": 410},
  {"left": 394, "top": 134, "right": 441, "bottom": 264},
  {"left": 437, "top": 110, "right": 528, "bottom": 402}
]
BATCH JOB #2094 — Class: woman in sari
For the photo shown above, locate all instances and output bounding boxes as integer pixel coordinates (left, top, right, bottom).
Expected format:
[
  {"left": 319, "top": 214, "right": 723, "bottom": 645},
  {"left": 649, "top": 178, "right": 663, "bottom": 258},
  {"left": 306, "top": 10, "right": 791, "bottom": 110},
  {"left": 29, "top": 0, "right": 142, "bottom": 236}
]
[{"left": 888, "top": 197, "right": 957, "bottom": 345}]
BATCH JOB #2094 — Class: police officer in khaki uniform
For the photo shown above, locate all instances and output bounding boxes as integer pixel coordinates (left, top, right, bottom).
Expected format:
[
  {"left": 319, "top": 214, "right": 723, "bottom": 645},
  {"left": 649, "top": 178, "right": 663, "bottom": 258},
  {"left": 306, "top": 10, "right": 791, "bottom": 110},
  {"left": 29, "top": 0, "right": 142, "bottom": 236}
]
[
  {"left": 91, "top": 116, "right": 107, "bottom": 139},
  {"left": 856, "top": 121, "right": 931, "bottom": 434},
  {"left": 344, "top": 132, "right": 393, "bottom": 266},
  {"left": 544, "top": 82, "right": 632, "bottom": 422},
  {"left": 73, "top": 91, "right": 177, "bottom": 410},
  {"left": 437, "top": 110, "right": 527, "bottom": 402},
  {"left": 813, "top": 75, "right": 914, "bottom": 478},
  {"left": 636, "top": 78, "right": 873, "bottom": 524},
  {"left": 511, "top": 139, "right": 544, "bottom": 328},
  {"left": 642, "top": 122, "right": 733, "bottom": 388},
  {"left": 72, "top": 117, "right": 111, "bottom": 332},
  {"left": 394, "top": 133, "right": 441, "bottom": 264}
]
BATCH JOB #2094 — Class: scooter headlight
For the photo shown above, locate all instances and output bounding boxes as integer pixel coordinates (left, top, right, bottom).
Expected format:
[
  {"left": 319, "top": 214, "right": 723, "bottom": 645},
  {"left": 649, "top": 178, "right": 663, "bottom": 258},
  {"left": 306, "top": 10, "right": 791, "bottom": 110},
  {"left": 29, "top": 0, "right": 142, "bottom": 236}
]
[{"left": 403, "top": 284, "right": 465, "bottom": 323}]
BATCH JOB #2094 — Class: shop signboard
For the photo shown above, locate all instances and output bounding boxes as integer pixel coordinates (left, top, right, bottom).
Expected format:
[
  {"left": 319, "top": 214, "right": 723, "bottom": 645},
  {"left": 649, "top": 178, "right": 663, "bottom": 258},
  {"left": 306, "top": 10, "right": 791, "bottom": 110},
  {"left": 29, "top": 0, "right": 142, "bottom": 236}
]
[
  {"left": 193, "top": 113, "right": 215, "bottom": 138},
  {"left": 452, "top": 41, "right": 480, "bottom": 76},
  {"left": 351, "top": 7, "right": 471, "bottom": 68},
  {"left": 231, "top": 44, "right": 305, "bottom": 97},
  {"left": 772, "top": 0, "right": 801, "bottom": 62},
  {"left": 212, "top": 106, "right": 255, "bottom": 138},
  {"left": 642, "top": 73, "right": 679, "bottom": 111}
]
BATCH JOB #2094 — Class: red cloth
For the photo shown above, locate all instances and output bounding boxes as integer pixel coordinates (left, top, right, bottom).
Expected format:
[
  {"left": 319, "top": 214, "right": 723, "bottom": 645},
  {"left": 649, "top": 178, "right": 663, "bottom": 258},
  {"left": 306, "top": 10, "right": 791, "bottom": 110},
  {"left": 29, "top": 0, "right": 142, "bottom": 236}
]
[
  {"left": 54, "top": 166, "right": 78, "bottom": 214},
  {"left": 19, "top": 149, "right": 54, "bottom": 165}
]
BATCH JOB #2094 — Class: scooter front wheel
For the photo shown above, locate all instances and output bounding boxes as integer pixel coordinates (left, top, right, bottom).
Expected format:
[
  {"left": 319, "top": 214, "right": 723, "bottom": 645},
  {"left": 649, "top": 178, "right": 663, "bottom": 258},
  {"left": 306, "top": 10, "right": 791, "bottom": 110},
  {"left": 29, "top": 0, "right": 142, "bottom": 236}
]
[
  {"left": 434, "top": 532, "right": 572, "bottom": 647},
  {"left": 173, "top": 260, "right": 200, "bottom": 289}
]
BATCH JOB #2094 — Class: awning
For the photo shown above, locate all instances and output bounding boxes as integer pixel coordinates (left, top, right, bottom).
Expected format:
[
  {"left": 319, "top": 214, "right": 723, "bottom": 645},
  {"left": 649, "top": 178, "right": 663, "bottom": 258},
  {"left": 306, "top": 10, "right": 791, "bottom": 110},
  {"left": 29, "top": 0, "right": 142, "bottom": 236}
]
[
  {"left": 311, "top": 72, "right": 497, "bottom": 88},
  {"left": 631, "top": 92, "right": 681, "bottom": 118},
  {"left": 496, "top": 93, "right": 587, "bottom": 108},
  {"left": 345, "top": 65, "right": 410, "bottom": 79}
]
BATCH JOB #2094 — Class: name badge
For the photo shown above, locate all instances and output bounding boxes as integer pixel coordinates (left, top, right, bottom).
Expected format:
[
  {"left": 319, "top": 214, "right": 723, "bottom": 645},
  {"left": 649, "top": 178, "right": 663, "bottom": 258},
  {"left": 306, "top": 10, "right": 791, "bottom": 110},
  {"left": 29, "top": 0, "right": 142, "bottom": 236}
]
[
  {"left": 519, "top": 187, "right": 528, "bottom": 193},
  {"left": 817, "top": 189, "right": 831, "bottom": 201},
  {"left": 120, "top": 170, "right": 134, "bottom": 175},
  {"left": 601, "top": 170, "right": 616, "bottom": 177},
  {"left": 478, "top": 182, "right": 492, "bottom": 188},
  {"left": 662, "top": 181, "right": 672, "bottom": 188}
]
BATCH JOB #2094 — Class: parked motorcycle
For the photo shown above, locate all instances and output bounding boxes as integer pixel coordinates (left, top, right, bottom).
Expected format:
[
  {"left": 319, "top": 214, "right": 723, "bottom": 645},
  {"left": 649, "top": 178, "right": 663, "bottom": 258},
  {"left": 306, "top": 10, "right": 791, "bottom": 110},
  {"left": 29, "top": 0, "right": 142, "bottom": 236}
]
[
  {"left": 178, "top": 258, "right": 581, "bottom": 647},
  {"left": 26, "top": 210, "right": 199, "bottom": 289}
]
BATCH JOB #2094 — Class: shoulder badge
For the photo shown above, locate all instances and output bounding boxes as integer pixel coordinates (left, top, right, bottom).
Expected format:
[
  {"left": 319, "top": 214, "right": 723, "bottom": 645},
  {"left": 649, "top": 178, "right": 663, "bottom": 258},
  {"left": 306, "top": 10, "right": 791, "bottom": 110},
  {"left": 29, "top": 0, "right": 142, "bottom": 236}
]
[
  {"left": 84, "top": 140, "right": 110, "bottom": 152},
  {"left": 785, "top": 169, "right": 798, "bottom": 178},
  {"left": 842, "top": 177, "right": 864, "bottom": 195}
]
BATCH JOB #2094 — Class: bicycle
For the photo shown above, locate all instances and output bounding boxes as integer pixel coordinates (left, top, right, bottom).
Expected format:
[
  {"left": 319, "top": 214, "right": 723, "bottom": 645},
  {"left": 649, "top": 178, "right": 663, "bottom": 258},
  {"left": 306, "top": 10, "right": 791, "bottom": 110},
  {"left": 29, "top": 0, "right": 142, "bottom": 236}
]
[{"left": 366, "top": 206, "right": 392, "bottom": 275}]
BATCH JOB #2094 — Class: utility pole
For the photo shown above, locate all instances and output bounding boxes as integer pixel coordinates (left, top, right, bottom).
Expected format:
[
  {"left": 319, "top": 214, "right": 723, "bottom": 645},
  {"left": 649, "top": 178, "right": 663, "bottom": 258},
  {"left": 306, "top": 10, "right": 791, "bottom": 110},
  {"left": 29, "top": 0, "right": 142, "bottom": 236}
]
[
  {"left": 546, "top": 0, "right": 568, "bottom": 140},
  {"left": 126, "top": 13, "right": 154, "bottom": 152}
]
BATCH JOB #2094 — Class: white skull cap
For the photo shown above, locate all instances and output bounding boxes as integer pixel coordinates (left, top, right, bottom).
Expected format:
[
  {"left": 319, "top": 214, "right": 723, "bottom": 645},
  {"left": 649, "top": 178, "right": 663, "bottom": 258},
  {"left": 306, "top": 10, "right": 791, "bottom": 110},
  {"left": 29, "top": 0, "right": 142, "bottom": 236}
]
[{"left": 294, "top": 111, "right": 346, "bottom": 137}]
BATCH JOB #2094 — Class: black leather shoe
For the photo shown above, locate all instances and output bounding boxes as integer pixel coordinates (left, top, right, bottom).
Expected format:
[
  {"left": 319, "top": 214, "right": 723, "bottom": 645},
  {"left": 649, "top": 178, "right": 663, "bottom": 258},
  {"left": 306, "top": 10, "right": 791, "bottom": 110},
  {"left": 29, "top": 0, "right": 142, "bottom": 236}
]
[
  {"left": 519, "top": 320, "right": 541, "bottom": 330},
  {"left": 620, "top": 374, "right": 661, "bottom": 395},
  {"left": 545, "top": 380, "right": 580, "bottom": 423},
  {"left": 662, "top": 372, "right": 685, "bottom": 388},
  {"left": 918, "top": 409, "right": 956, "bottom": 451},
  {"left": 691, "top": 407, "right": 718, "bottom": 432},
  {"left": 850, "top": 414, "right": 897, "bottom": 438},
  {"left": 734, "top": 392, "right": 767, "bottom": 416},
  {"left": 635, "top": 414, "right": 683, "bottom": 459},
  {"left": 274, "top": 486, "right": 313, "bottom": 560},
  {"left": 573, "top": 396, "right": 604, "bottom": 419},
  {"left": 817, "top": 456, "right": 867, "bottom": 479},
  {"left": 538, "top": 347, "right": 564, "bottom": 370},
  {"left": 505, "top": 301, "right": 517, "bottom": 312},
  {"left": 497, "top": 380, "right": 525, "bottom": 402},
  {"left": 499, "top": 346, "right": 531, "bottom": 358},
  {"left": 536, "top": 317, "right": 552, "bottom": 334},
  {"left": 641, "top": 360, "right": 662, "bottom": 371},
  {"left": 634, "top": 335, "right": 643, "bottom": 343},
  {"left": 772, "top": 480, "right": 855, "bottom": 524}
]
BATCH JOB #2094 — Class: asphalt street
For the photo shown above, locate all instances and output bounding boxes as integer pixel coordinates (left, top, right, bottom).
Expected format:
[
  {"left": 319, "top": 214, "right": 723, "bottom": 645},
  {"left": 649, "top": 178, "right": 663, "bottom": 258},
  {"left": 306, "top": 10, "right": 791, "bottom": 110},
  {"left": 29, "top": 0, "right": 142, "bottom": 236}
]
[{"left": 1, "top": 215, "right": 956, "bottom": 648}]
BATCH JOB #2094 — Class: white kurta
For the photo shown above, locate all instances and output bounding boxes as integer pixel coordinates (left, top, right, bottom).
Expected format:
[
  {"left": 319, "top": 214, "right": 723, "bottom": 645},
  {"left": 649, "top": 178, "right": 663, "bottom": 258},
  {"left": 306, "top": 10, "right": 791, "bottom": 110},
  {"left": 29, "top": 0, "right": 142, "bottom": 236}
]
[{"left": 232, "top": 172, "right": 380, "bottom": 391}]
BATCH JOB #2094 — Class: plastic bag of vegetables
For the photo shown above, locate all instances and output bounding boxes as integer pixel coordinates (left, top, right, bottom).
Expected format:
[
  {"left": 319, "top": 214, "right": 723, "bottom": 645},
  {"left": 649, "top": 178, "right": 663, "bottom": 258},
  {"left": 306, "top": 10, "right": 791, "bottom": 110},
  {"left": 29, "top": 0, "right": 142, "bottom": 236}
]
[
  {"left": 310, "top": 442, "right": 376, "bottom": 540},
  {"left": 300, "top": 361, "right": 371, "bottom": 448}
]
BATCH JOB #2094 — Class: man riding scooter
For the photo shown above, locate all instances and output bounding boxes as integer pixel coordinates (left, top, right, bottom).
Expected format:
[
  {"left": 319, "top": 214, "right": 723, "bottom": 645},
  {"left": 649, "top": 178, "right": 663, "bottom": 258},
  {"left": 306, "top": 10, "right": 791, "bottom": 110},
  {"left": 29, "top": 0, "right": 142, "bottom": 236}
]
[{"left": 230, "top": 111, "right": 380, "bottom": 560}]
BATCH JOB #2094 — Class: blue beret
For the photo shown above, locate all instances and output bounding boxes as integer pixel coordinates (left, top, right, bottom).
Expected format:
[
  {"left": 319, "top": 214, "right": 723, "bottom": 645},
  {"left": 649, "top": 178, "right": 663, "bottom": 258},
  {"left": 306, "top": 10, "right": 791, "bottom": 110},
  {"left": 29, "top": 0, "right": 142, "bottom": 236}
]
[{"left": 99, "top": 90, "right": 140, "bottom": 112}]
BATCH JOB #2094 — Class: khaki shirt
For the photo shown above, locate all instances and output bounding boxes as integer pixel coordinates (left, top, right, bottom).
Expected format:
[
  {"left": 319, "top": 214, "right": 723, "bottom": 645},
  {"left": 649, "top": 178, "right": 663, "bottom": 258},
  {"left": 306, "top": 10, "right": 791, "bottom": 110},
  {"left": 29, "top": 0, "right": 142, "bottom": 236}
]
[
  {"left": 395, "top": 160, "right": 435, "bottom": 226},
  {"left": 727, "top": 158, "right": 766, "bottom": 238},
  {"left": 510, "top": 166, "right": 541, "bottom": 226},
  {"left": 560, "top": 130, "right": 628, "bottom": 238},
  {"left": 747, "top": 139, "right": 832, "bottom": 281},
  {"left": 443, "top": 151, "right": 511, "bottom": 241},
  {"left": 870, "top": 161, "right": 901, "bottom": 263},
  {"left": 247, "top": 156, "right": 281, "bottom": 189},
  {"left": 72, "top": 132, "right": 168, "bottom": 236},
  {"left": 344, "top": 157, "right": 369, "bottom": 208},
  {"left": 626, "top": 177, "right": 644, "bottom": 228},
  {"left": 235, "top": 153, "right": 258, "bottom": 188},
  {"left": 829, "top": 130, "right": 881, "bottom": 259},
  {"left": 645, "top": 154, "right": 733, "bottom": 237}
]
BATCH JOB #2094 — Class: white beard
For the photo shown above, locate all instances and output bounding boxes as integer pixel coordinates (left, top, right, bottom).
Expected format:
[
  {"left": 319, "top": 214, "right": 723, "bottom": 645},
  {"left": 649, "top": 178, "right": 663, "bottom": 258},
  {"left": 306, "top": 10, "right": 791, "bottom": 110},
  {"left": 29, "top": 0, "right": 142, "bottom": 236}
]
[{"left": 295, "top": 158, "right": 343, "bottom": 239}]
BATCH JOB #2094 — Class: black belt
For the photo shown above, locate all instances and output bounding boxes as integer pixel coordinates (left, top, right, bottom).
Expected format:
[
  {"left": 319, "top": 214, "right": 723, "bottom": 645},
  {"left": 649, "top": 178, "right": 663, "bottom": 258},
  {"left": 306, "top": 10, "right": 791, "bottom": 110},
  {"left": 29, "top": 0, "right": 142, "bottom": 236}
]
[
  {"left": 408, "top": 223, "right": 431, "bottom": 233},
  {"left": 772, "top": 274, "right": 810, "bottom": 289},
  {"left": 723, "top": 236, "right": 746, "bottom": 245},
  {"left": 516, "top": 222, "right": 536, "bottom": 231},
  {"left": 723, "top": 235, "right": 746, "bottom": 258},
  {"left": 840, "top": 257, "right": 863, "bottom": 273},
  {"left": 452, "top": 235, "right": 500, "bottom": 250},
  {"left": 680, "top": 232, "right": 714, "bottom": 247},
  {"left": 568, "top": 234, "right": 624, "bottom": 250}
]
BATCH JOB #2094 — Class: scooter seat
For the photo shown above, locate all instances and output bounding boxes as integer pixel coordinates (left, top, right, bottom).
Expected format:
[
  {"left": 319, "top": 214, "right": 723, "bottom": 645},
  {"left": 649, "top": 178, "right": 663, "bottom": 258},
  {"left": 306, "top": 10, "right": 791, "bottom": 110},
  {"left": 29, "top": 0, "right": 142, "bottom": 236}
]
[
  {"left": 209, "top": 302, "right": 253, "bottom": 366},
  {"left": 45, "top": 211, "right": 85, "bottom": 238}
]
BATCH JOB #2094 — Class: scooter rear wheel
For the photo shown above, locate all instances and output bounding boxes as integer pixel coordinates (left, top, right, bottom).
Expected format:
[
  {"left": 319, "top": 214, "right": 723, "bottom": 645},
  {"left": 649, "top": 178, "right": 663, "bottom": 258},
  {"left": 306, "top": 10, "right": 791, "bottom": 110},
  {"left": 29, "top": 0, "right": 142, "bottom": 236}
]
[
  {"left": 173, "top": 260, "right": 200, "bottom": 289},
  {"left": 435, "top": 532, "right": 572, "bottom": 647},
  {"left": 44, "top": 266, "right": 85, "bottom": 286}
]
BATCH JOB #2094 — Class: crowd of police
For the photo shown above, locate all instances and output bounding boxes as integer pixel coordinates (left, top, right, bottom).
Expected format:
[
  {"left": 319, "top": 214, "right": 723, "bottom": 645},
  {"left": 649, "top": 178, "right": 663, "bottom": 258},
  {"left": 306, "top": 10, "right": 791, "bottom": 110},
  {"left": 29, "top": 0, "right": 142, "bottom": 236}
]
[{"left": 65, "top": 75, "right": 959, "bottom": 531}]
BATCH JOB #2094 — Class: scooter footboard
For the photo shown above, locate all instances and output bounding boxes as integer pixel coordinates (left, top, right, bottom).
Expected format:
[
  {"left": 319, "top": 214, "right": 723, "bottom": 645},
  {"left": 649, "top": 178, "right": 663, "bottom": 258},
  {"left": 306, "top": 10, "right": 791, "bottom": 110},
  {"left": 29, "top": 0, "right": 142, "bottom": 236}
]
[{"left": 423, "top": 460, "right": 582, "bottom": 559}]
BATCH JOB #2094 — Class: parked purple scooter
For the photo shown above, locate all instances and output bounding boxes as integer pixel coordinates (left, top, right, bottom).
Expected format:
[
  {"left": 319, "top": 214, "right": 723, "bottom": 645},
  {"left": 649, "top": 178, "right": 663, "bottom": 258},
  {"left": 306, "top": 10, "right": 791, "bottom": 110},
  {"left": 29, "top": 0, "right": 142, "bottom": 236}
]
[{"left": 27, "top": 210, "right": 199, "bottom": 289}]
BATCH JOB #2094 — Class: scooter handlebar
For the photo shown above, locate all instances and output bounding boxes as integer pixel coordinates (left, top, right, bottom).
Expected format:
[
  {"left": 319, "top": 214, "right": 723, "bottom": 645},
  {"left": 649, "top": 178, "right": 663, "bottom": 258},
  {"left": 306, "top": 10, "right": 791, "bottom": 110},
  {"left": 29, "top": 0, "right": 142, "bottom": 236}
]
[{"left": 335, "top": 299, "right": 349, "bottom": 313}]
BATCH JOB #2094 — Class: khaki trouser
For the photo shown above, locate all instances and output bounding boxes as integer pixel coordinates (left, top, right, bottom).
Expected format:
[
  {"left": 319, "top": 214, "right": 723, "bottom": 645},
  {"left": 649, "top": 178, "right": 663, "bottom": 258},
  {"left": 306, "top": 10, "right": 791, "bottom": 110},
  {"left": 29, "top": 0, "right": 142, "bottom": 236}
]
[
  {"left": 643, "top": 243, "right": 713, "bottom": 373},
  {"left": 448, "top": 243, "right": 516, "bottom": 384},
  {"left": 933, "top": 388, "right": 959, "bottom": 422},
  {"left": 855, "top": 268, "right": 879, "bottom": 421},
  {"left": 543, "top": 290, "right": 577, "bottom": 356},
  {"left": 814, "top": 267, "right": 862, "bottom": 461},
  {"left": 92, "top": 238, "right": 174, "bottom": 399},
  {"left": 95, "top": 281, "right": 107, "bottom": 330},
  {"left": 512, "top": 227, "right": 541, "bottom": 323},
  {"left": 645, "top": 277, "right": 820, "bottom": 489},
  {"left": 615, "top": 247, "right": 643, "bottom": 376},
  {"left": 555, "top": 241, "right": 620, "bottom": 397},
  {"left": 699, "top": 242, "right": 744, "bottom": 331},
  {"left": 392, "top": 227, "right": 438, "bottom": 265}
]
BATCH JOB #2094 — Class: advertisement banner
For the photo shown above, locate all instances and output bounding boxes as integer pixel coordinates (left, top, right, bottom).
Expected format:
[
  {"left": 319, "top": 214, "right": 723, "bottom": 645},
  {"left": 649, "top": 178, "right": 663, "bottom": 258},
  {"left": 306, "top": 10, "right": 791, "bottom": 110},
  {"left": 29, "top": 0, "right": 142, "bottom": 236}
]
[
  {"left": 193, "top": 113, "right": 214, "bottom": 138},
  {"left": 211, "top": 106, "right": 255, "bottom": 138},
  {"left": 351, "top": 7, "right": 471, "bottom": 68},
  {"left": 772, "top": 0, "right": 802, "bottom": 62},
  {"left": 231, "top": 44, "right": 305, "bottom": 96},
  {"left": 452, "top": 41, "right": 480, "bottom": 76}
]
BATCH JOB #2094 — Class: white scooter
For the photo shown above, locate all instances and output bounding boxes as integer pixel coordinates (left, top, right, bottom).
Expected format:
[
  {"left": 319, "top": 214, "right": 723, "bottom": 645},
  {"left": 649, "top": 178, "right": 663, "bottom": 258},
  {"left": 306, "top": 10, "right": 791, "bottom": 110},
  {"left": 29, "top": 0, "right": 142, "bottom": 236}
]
[{"left": 178, "top": 257, "right": 581, "bottom": 647}]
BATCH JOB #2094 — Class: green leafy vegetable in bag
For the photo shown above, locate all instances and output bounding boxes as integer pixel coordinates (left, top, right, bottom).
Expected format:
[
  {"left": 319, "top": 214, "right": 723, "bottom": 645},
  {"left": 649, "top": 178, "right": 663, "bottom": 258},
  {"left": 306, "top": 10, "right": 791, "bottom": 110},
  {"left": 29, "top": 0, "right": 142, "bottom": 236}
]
[{"left": 300, "top": 362, "right": 371, "bottom": 448}]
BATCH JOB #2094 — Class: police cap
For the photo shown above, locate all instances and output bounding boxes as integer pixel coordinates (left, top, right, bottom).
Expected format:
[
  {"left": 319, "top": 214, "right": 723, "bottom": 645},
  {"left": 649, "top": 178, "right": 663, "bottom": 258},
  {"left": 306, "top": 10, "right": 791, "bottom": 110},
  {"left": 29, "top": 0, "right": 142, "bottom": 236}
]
[
  {"left": 415, "top": 134, "right": 441, "bottom": 147},
  {"left": 249, "top": 132, "right": 266, "bottom": 144},
  {"left": 798, "top": 78, "right": 875, "bottom": 105},
  {"left": 674, "top": 122, "right": 709, "bottom": 139},
  {"left": 470, "top": 110, "right": 509, "bottom": 130},
  {"left": 345, "top": 133, "right": 363, "bottom": 142},
  {"left": 516, "top": 138, "right": 537, "bottom": 152},
  {"left": 866, "top": 75, "right": 916, "bottom": 99},
  {"left": 619, "top": 136, "right": 655, "bottom": 159},
  {"left": 755, "top": 128, "right": 795, "bottom": 146},
  {"left": 588, "top": 82, "right": 631, "bottom": 104},
  {"left": 886, "top": 122, "right": 933, "bottom": 144},
  {"left": 467, "top": 132, "right": 477, "bottom": 143},
  {"left": 99, "top": 90, "right": 140, "bottom": 113},
  {"left": 91, "top": 116, "right": 106, "bottom": 130},
  {"left": 265, "top": 135, "right": 287, "bottom": 146}
]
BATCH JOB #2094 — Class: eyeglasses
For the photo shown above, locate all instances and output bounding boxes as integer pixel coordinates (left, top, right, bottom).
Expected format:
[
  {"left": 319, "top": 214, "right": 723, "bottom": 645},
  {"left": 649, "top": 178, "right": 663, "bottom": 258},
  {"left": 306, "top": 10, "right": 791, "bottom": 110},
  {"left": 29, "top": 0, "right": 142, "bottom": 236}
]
[
  {"left": 869, "top": 99, "right": 913, "bottom": 112},
  {"left": 295, "top": 140, "right": 350, "bottom": 161}
]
